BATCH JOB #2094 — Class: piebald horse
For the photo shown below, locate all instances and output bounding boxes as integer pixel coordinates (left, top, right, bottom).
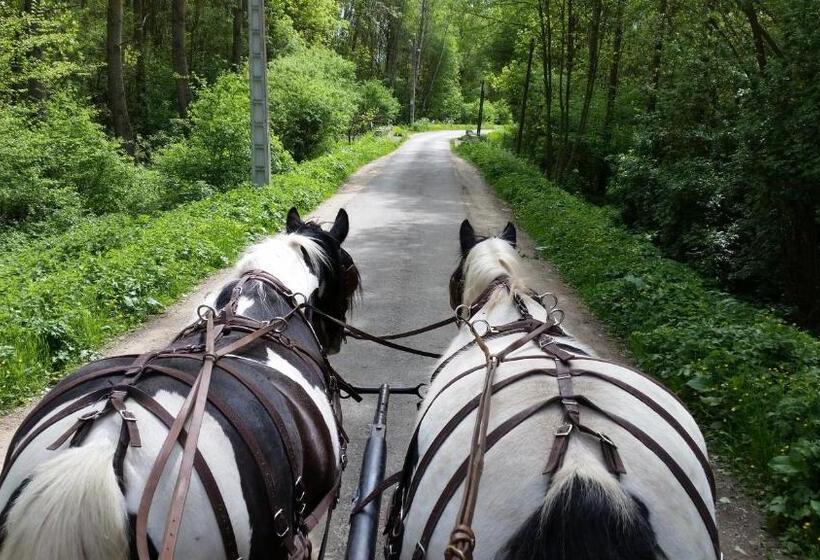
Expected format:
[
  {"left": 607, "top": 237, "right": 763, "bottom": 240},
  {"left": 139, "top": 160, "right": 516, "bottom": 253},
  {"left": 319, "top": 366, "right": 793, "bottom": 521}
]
[
  {"left": 390, "top": 220, "right": 718, "bottom": 560},
  {"left": 0, "top": 207, "right": 359, "bottom": 560}
]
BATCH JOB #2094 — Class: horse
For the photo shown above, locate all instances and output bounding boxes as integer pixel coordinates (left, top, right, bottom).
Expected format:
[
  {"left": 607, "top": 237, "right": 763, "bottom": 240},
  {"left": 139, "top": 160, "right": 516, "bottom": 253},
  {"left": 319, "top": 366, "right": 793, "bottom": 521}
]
[
  {"left": 386, "top": 219, "right": 719, "bottom": 560},
  {"left": 0, "top": 207, "right": 360, "bottom": 560}
]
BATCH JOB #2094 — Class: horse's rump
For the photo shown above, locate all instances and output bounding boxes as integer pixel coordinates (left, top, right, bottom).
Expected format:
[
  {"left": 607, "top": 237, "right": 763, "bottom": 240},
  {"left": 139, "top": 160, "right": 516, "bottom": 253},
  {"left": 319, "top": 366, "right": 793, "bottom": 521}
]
[
  {"left": 0, "top": 346, "right": 339, "bottom": 557},
  {"left": 392, "top": 345, "right": 717, "bottom": 559}
]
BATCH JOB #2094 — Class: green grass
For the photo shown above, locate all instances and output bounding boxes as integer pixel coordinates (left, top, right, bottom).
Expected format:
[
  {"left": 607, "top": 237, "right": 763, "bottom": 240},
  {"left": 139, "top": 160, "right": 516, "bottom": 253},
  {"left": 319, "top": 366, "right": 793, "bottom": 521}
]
[
  {"left": 0, "top": 133, "right": 403, "bottom": 409},
  {"left": 456, "top": 139, "right": 820, "bottom": 557}
]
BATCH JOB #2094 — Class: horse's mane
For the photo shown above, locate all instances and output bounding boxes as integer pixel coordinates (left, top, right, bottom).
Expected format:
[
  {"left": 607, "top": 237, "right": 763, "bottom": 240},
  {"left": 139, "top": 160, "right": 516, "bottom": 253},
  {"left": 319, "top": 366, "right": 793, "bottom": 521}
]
[{"left": 462, "top": 237, "right": 528, "bottom": 307}]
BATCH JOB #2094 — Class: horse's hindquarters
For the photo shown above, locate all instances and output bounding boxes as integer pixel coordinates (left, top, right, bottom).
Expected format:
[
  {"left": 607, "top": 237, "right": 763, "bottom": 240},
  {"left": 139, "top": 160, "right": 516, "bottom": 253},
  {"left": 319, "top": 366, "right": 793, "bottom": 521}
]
[{"left": 401, "top": 352, "right": 716, "bottom": 560}]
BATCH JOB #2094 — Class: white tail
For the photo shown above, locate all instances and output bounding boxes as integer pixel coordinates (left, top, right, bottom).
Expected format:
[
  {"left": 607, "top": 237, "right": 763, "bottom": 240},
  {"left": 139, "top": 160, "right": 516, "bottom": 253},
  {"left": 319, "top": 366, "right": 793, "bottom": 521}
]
[{"left": 0, "top": 442, "right": 129, "bottom": 560}]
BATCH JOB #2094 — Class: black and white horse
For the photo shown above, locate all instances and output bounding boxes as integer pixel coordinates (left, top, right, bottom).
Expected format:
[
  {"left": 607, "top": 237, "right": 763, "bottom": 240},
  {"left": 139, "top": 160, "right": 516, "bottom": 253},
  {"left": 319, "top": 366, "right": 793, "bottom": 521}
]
[
  {"left": 396, "top": 220, "right": 718, "bottom": 559},
  {"left": 0, "top": 207, "right": 359, "bottom": 560}
]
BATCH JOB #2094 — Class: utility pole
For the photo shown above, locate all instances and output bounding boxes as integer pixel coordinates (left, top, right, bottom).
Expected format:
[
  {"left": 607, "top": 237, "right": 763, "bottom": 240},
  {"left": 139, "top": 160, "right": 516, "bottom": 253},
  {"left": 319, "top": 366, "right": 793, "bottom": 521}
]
[
  {"left": 248, "top": 0, "right": 271, "bottom": 185},
  {"left": 476, "top": 80, "right": 485, "bottom": 136}
]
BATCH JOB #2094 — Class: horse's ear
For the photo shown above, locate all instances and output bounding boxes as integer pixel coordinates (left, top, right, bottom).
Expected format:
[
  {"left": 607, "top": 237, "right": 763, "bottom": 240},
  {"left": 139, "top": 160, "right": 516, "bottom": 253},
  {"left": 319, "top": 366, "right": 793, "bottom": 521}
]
[
  {"left": 460, "top": 219, "right": 478, "bottom": 255},
  {"left": 500, "top": 222, "right": 517, "bottom": 247},
  {"left": 330, "top": 208, "right": 349, "bottom": 243},
  {"left": 286, "top": 207, "right": 302, "bottom": 233}
]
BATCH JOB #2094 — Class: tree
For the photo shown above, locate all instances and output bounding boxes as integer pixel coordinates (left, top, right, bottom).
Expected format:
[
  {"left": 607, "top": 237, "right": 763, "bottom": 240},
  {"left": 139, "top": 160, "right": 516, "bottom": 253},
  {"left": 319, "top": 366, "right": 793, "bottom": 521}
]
[
  {"left": 172, "top": 0, "right": 191, "bottom": 117},
  {"left": 107, "top": 0, "right": 135, "bottom": 152}
]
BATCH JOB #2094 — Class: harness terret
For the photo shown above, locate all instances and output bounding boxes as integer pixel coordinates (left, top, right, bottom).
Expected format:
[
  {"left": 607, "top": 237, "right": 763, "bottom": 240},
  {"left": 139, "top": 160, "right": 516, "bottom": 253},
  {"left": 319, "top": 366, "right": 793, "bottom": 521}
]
[{"left": 0, "top": 270, "right": 355, "bottom": 560}]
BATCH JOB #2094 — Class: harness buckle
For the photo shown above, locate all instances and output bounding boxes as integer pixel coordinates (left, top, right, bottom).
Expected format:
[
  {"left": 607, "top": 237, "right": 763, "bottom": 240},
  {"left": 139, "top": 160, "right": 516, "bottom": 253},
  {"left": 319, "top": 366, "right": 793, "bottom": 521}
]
[
  {"left": 119, "top": 409, "right": 137, "bottom": 422},
  {"left": 294, "top": 476, "right": 307, "bottom": 503},
  {"left": 555, "top": 423, "right": 573, "bottom": 437},
  {"left": 273, "top": 509, "right": 290, "bottom": 538},
  {"left": 78, "top": 409, "right": 103, "bottom": 422}
]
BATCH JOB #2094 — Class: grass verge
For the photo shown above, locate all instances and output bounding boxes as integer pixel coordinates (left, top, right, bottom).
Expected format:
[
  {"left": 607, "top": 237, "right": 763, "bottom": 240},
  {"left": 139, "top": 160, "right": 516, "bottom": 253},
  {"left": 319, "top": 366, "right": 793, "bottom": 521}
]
[
  {"left": 456, "top": 139, "right": 820, "bottom": 556},
  {"left": 0, "top": 133, "right": 403, "bottom": 409}
]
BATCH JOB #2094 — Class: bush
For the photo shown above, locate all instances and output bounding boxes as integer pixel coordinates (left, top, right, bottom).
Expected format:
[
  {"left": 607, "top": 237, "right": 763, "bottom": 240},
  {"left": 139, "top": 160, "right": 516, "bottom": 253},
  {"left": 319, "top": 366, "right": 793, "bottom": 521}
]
[
  {"left": 0, "top": 133, "right": 403, "bottom": 409},
  {"left": 268, "top": 46, "right": 360, "bottom": 160},
  {"left": 0, "top": 95, "right": 156, "bottom": 231},
  {"left": 461, "top": 98, "right": 497, "bottom": 126},
  {"left": 352, "top": 80, "right": 401, "bottom": 134},
  {"left": 153, "top": 72, "right": 294, "bottom": 204},
  {"left": 457, "top": 139, "right": 820, "bottom": 556}
]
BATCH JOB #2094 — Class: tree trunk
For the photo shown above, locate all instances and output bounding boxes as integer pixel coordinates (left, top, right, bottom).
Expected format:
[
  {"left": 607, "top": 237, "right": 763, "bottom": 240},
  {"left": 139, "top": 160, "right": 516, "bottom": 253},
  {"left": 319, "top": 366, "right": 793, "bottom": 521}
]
[
  {"left": 133, "top": 0, "right": 146, "bottom": 130},
  {"left": 598, "top": 0, "right": 625, "bottom": 194},
  {"left": 107, "top": 0, "right": 135, "bottom": 152},
  {"left": 422, "top": 17, "right": 450, "bottom": 114},
  {"left": 602, "top": 0, "right": 624, "bottom": 145},
  {"left": 476, "top": 80, "right": 485, "bottom": 135},
  {"left": 409, "top": 0, "right": 428, "bottom": 125},
  {"left": 21, "top": 0, "right": 46, "bottom": 104},
  {"left": 646, "top": 0, "right": 668, "bottom": 113},
  {"left": 232, "top": 0, "right": 243, "bottom": 68},
  {"left": 172, "top": 0, "right": 192, "bottom": 117},
  {"left": 555, "top": 0, "right": 575, "bottom": 179},
  {"left": 569, "top": 0, "right": 603, "bottom": 174},
  {"left": 738, "top": 0, "right": 767, "bottom": 74},
  {"left": 537, "top": 0, "right": 554, "bottom": 175},
  {"left": 516, "top": 39, "right": 535, "bottom": 154},
  {"left": 386, "top": 0, "right": 406, "bottom": 88}
]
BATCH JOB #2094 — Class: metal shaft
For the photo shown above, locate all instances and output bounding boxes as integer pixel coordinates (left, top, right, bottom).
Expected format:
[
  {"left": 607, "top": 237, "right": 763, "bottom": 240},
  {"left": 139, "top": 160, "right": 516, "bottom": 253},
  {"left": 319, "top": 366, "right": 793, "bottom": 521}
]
[{"left": 346, "top": 384, "right": 390, "bottom": 560}]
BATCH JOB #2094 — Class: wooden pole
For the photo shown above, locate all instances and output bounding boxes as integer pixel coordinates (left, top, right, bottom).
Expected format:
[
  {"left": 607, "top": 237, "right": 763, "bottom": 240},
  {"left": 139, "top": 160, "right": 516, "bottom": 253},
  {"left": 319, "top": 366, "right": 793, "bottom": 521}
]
[
  {"left": 248, "top": 0, "right": 271, "bottom": 185},
  {"left": 477, "top": 80, "right": 485, "bottom": 136},
  {"left": 516, "top": 40, "right": 535, "bottom": 154}
]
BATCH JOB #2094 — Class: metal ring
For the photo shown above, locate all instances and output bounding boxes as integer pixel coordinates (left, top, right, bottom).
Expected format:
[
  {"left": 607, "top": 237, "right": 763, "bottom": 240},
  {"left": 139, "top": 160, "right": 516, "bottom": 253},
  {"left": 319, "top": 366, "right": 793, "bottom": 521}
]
[
  {"left": 291, "top": 292, "right": 307, "bottom": 306},
  {"left": 537, "top": 292, "right": 558, "bottom": 310},
  {"left": 454, "top": 304, "right": 471, "bottom": 323},
  {"left": 470, "top": 319, "right": 491, "bottom": 337},
  {"left": 549, "top": 308, "right": 565, "bottom": 327},
  {"left": 269, "top": 317, "right": 289, "bottom": 333},
  {"left": 196, "top": 304, "right": 216, "bottom": 321}
]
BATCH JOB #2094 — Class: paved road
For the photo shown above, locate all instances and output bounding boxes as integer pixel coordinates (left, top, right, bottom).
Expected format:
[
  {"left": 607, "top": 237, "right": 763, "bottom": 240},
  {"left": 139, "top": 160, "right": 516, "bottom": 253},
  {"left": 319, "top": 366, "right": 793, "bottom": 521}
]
[{"left": 0, "top": 131, "right": 783, "bottom": 559}]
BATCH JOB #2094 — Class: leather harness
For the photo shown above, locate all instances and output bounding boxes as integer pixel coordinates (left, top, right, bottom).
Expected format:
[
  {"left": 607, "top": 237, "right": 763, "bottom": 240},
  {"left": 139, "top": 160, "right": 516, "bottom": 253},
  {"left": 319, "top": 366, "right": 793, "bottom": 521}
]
[
  {"left": 0, "top": 270, "right": 353, "bottom": 560},
  {"left": 369, "top": 279, "right": 721, "bottom": 560}
]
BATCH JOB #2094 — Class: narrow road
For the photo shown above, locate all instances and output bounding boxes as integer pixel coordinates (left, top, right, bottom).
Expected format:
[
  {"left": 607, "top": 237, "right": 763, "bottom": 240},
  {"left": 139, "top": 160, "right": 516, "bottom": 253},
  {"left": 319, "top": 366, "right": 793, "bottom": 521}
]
[{"left": 0, "top": 132, "right": 784, "bottom": 559}]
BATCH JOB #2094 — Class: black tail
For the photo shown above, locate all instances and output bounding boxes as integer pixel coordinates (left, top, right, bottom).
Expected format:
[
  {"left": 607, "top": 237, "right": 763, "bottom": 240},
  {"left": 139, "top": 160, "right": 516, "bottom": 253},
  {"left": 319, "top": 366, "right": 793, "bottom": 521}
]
[{"left": 497, "top": 473, "right": 664, "bottom": 560}]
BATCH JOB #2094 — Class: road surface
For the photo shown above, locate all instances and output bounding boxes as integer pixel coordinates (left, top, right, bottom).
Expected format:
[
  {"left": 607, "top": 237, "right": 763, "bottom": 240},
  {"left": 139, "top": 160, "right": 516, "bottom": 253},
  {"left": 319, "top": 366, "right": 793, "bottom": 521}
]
[{"left": 0, "top": 131, "right": 784, "bottom": 559}]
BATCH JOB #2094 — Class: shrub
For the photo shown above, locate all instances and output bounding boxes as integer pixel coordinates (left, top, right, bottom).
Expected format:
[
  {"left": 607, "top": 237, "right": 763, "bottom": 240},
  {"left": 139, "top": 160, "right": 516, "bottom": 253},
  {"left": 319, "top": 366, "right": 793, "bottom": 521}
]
[
  {"left": 461, "top": 98, "right": 497, "bottom": 126},
  {"left": 352, "top": 80, "right": 400, "bottom": 134},
  {"left": 457, "top": 139, "right": 820, "bottom": 556},
  {"left": 267, "top": 46, "right": 360, "bottom": 160},
  {"left": 153, "top": 72, "right": 294, "bottom": 204},
  {"left": 0, "top": 133, "right": 403, "bottom": 408},
  {"left": 0, "top": 95, "right": 154, "bottom": 230}
]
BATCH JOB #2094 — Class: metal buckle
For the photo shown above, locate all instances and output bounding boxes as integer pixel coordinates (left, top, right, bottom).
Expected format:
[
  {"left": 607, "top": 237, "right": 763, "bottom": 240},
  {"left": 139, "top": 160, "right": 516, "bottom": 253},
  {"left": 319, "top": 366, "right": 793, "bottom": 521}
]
[
  {"left": 269, "top": 317, "right": 289, "bottom": 334},
  {"left": 119, "top": 409, "right": 137, "bottom": 422},
  {"left": 273, "top": 509, "right": 290, "bottom": 538},
  {"left": 294, "top": 476, "right": 306, "bottom": 502},
  {"left": 78, "top": 409, "right": 101, "bottom": 421},
  {"left": 599, "top": 432, "right": 617, "bottom": 447},
  {"left": 414, "top": 542, "right": 426, "bottom": 556},
  {"left": 555, "top": 423, "right": 573, "bottom": 437}
]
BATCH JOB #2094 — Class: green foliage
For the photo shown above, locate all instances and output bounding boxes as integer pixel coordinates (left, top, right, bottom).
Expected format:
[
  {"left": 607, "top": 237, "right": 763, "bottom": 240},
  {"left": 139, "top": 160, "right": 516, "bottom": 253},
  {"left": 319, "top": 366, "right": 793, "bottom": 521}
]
[
  {"left": 0, "top": 95, "right": 158, "bottom": 230},
  {"left": 352, "top": 80, "right": 401, "bottom": 133},
  {"left": 458, "top": 139, "right": 820, "bottom": 556},
  {"left": 267, "top": 46, "right": 359, "bottom": 160},
  {"left": 153, "top": 72, "right": 294, "bottom": 204},
  {"left": 0, "top": 133, "right": 402, "bottom": 409}
]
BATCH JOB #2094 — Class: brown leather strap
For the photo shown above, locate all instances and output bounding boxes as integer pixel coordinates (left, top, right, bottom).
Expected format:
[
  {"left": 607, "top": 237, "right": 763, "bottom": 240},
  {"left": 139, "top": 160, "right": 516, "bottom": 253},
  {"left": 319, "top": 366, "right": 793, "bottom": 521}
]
[
  {"left": 414, "top": 398, "right": 558, "bottom": 560},
  {"left": 136, "top": 313, "right": 220, "bottom": 560},
  {"left": 349, "top": 470, "right": 404, "bottom": 517},
  {"left": 128, "top": 387, "right": 239, "bottom": 560},
  {"left": 575, "top": 395, "right": 721, "bottom": 559}
]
